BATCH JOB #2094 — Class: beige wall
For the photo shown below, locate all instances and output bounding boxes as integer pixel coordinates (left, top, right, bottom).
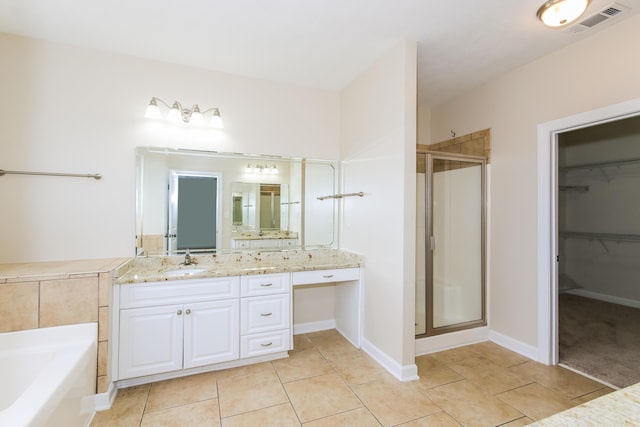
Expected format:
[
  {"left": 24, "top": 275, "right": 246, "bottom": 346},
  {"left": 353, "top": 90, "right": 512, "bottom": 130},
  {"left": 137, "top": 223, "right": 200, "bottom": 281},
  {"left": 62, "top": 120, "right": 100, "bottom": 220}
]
[
  {"left": 0, "top": 33, "right": 341, "bottom": 263},
  {"left": 341, "top": 41, "right": 417, "bottom": 371},
  {"left": 428, "top": 15, "right": 640, "bottom": 347}
]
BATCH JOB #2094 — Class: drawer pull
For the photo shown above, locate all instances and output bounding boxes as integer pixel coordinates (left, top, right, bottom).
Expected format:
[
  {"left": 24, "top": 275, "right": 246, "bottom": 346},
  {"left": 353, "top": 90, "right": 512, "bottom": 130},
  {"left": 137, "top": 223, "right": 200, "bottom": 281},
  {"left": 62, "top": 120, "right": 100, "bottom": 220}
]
[
  {"left": 260, "top": 312, "right": 273, "bottom": 317},
  {"left": 322, "top": 274, "right": 334, "bottom": 278},
  {"left": 260, "top": 342, "right": 273, "bottom": 347},
  {"left": 177, "top": 309, "right": 182, "bottom": 315},
  {"left": 186, "top": 309, "right": 191, "bottom": 315},
  {"left": 260, "top": 283, "right": 273, "bottom": 287}
]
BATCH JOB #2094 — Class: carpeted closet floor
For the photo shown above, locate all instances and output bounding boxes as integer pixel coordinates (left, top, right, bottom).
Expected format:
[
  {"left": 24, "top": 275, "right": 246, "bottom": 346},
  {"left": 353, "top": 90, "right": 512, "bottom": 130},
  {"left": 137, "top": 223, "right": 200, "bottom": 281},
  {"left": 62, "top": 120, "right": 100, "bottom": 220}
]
[{"left": 559, "top": 293, "right": 640, "bottom": 389}]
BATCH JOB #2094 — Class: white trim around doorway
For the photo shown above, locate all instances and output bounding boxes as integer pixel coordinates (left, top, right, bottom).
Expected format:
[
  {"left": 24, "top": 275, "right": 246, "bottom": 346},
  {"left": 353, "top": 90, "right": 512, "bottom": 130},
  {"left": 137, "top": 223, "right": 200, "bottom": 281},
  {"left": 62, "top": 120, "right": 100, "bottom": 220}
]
[{"left": 536, "top": 97, "right": 640, "bottom": 365}]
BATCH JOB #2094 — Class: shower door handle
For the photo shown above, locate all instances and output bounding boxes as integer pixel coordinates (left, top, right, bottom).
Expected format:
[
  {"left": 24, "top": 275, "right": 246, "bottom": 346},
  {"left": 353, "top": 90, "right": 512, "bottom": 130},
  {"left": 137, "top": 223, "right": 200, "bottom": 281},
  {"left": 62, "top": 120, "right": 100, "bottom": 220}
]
[{"left": 429, "top": 236, "right": 436, "bottom": 251}]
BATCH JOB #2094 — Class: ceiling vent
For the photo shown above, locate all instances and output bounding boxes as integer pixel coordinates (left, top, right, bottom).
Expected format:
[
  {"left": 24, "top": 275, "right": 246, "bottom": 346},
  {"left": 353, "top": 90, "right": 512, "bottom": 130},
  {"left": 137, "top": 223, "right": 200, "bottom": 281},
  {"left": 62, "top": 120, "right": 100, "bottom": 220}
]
[{"left": 565, "top": 2, "right": 630, "bottom": 33}]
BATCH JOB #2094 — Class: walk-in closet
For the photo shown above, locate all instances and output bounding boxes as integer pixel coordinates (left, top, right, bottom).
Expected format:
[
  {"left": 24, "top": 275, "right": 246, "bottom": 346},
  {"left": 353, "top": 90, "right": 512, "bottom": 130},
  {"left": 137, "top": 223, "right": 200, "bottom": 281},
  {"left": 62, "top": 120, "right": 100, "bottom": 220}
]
[{"left": 558, "top": 115, "right": 640, "bottom": 388}]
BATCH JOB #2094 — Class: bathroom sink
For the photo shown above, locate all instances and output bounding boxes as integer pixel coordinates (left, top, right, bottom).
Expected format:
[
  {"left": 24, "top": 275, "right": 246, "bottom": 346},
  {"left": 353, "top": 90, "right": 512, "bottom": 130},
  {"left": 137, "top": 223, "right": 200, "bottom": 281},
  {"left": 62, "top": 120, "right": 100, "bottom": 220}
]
[{"left": 163, "top": 268, "right": 207, "bottom": 277}]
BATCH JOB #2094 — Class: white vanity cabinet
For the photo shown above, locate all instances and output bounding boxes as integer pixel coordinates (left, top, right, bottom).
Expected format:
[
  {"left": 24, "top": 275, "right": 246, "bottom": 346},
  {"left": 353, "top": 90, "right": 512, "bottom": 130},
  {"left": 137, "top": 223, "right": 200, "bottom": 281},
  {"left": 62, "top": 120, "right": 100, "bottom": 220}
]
[
  {"left": 231, "top": 238, "right": 299, "bottom": 249},
  {"left": 111, "top": 264, "right": 359, "bottom": 387},
  {"left": 240, "top": 273, "right": 291, "bottom": 358},
  {"left": 117, "top": 277, "right": 240, "bottom": 380}
]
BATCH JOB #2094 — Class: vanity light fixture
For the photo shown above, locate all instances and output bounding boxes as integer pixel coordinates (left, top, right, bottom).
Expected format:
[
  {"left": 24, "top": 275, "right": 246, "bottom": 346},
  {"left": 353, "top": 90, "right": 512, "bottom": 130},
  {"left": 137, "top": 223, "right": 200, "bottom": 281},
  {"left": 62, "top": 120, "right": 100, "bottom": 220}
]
[
  {"left": 245, "top": 164, "right": 278, "bottom": 174},
  {"left": 145, "top": 97, "right": 224, "bottom": 128},
  {"left": 537, "top": 0, "right": 590, "bottom": 27}
]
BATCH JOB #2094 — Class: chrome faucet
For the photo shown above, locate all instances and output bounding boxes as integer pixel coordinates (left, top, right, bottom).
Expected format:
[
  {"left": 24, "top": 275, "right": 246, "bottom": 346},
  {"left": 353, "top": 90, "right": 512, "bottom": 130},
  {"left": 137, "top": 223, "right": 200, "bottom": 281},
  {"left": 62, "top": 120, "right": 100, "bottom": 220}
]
[{"left": 182, "top": 249, "right": 196, "bottom": 266}]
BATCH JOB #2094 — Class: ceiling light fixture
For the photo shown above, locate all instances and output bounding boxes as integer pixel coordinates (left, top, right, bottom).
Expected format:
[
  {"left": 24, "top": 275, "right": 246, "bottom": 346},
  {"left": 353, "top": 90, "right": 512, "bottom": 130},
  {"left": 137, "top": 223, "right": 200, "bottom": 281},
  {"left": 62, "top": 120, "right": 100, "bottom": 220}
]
[
  {"left": 537, "top": 0, "right": 590, "bottom": 27},
  {"left": 144, "top": 97, "right": 224, "bottom": 128}
]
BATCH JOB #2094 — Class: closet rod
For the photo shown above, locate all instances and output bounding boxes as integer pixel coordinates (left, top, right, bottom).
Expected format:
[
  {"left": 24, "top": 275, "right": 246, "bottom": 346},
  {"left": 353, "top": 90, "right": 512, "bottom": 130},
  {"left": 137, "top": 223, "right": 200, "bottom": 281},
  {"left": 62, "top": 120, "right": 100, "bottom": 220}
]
[
  {"left": 0, "top": 169, "right": 102, "bottom": 180},
  {"left": 317, "top": 192, "right": 364, "bottom": 201}
]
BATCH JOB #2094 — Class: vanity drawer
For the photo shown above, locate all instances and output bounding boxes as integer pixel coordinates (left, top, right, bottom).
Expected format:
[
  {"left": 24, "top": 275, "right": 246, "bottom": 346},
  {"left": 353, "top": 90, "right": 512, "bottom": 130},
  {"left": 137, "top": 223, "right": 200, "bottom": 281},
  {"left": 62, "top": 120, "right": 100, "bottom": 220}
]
[
  {"left": 281, "top": 238, "right": 298, "bottom": 248},
  {"left": 241, "top": 273, "right": 290, "bottom": 297},
  {"left": 120, "top": 277, "right": 240, "bottom": 309},
  {"left": 292, "top": 268, "right": 360, "bottom": 286},
  {"left": 240, "top": 329, "right": 290, "bottom": 358},
  {"left": 241, "top": 294, "right": 290, "bottom": 335}
]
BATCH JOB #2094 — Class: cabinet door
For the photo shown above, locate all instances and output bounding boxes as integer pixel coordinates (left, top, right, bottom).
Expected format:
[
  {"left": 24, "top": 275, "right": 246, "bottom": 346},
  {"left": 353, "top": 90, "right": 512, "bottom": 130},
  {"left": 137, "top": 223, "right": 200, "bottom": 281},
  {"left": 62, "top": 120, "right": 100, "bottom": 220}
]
[
  {"left": 119, "top": 305, "right": 183, "bottom": 380},
  {"left": 183, "top": 299, "right": 240, "bottom": 369}
]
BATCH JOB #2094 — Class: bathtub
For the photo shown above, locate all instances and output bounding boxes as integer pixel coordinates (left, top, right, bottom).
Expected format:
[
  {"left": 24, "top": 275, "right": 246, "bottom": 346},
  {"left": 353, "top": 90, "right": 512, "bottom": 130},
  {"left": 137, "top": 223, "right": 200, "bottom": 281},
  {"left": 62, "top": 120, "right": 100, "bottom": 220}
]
[{"left": 0, "top": 323, "right": 97, "bottom": 427}]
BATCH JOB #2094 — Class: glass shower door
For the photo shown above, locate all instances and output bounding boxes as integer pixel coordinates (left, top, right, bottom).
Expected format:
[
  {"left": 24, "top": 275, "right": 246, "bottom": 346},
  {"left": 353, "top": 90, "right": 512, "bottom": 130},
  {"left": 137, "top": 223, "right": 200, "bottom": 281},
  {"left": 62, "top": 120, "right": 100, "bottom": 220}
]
[{"left": 417, "top": 152, "right": 486, "bottom": 337}]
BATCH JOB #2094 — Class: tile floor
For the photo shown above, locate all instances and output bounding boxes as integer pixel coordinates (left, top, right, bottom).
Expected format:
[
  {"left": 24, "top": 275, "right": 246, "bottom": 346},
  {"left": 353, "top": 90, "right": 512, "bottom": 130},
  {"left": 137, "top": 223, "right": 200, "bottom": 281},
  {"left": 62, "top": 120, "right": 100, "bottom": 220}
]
[{"left": 91, "top": 330, "right": 614, "bottom": 427}]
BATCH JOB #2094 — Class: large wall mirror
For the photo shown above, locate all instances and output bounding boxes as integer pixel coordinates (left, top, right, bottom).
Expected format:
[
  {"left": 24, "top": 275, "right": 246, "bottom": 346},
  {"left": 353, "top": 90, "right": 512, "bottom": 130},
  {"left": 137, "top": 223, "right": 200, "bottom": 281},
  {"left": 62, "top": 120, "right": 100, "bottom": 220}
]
[{"left": 136, "top": 147, "right": 338, "bottom": 255}]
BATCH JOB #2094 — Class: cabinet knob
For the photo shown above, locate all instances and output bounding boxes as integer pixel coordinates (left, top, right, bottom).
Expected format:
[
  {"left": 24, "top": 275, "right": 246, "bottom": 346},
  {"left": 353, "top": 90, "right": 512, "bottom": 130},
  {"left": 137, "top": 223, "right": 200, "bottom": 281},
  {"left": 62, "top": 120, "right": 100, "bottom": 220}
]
[
  {"left": 186, "top": 309, "right": 191, "bottom": 315},
  {"left": 260, "top": 342, "right": 273, "bottom": 347},
  {"left": 177, "top": 309, "right": 182, "bottom": 315},
  {"left": 260, "top": 312, "right": 273, "bottom": 317},
  {"left": 260, "top": 283, "right": 273, "bottom": 287}
]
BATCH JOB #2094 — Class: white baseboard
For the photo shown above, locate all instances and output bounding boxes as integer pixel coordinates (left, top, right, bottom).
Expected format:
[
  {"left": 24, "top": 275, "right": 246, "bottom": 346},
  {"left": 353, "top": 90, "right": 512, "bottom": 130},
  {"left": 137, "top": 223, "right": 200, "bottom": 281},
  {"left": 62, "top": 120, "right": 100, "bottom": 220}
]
[
  {"left": 94, "top": 381, "right": 118, "bottom": 411},
  {"left": 489, "top": 330, "right": 539, "bottom": 362},
  {"left": 415, "top": 326, "right": 490, "bottom": 356},
  {"left": 293, "top": 319, "right": 336, "bottom": 335},
  {"left": 360, "top": 338, "right": 418, "bottom": 382},
  {"left": 567, "top": 289, "right": 640, "bottom": 309}
]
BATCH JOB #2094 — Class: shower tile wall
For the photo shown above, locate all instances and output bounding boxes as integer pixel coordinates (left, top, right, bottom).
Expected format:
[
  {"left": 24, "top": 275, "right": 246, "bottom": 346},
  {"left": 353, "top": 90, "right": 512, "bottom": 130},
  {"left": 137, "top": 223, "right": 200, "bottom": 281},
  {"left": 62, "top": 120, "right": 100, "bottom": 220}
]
[{"left": 418, "top": 128, "right": 491, "bottom": 164}]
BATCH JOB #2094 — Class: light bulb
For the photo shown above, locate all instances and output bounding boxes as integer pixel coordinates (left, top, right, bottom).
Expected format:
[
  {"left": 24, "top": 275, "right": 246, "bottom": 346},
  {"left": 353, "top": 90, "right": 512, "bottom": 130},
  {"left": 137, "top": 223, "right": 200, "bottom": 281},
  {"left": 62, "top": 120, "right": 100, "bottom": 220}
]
[
  {"left": 144, "top": 99, "right": 162, "bottom": 119},
  {"left": 190, "top": 105, "right": 203, "bottom": 125},
  {"left": 210, "top": 109, "right": 224, "bottom": 129},
  {"left": 167, "top": 102, "right": 182, "bottom": 123}
]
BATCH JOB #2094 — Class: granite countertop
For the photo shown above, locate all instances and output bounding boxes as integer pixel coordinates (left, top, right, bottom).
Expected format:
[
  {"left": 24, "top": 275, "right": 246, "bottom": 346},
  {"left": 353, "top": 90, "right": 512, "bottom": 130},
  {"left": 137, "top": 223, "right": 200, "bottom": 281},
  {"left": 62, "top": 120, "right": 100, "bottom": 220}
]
[
  {"left": 115, "top": 249, "right": 363, "bottom": 284},
  {"left": 230, "top": 231, "right": 299, "bottom": 241},
  {"left": 0, "top": 258, "right": 130, "bottom": 283},
  {"left": 530, "top": 382, "right": 640, "bottom": 425}
]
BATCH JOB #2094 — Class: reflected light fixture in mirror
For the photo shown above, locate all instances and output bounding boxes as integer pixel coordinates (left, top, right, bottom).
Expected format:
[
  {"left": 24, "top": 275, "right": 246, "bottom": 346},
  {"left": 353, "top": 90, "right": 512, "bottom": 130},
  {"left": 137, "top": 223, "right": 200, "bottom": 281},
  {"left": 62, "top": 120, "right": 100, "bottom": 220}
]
[
  {"left": 145, "top": 97, "right": 224, "bottom": 128},
  {"left": 246, "top": 164, "right": 279, "bottom": 174},
  {"left": 536, "top": 0, "right": 590, "bottom": 27}
]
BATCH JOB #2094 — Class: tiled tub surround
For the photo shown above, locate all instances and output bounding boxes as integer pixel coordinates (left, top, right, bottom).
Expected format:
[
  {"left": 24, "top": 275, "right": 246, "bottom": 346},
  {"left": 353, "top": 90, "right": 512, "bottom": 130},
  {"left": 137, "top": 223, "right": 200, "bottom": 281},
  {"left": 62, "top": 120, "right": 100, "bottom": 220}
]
[
  {"left": 0, "top": 258, "right": 129, "bottom": 395},
  {"left": 115, "top": 249, "right": 362, "bottom": 284}
]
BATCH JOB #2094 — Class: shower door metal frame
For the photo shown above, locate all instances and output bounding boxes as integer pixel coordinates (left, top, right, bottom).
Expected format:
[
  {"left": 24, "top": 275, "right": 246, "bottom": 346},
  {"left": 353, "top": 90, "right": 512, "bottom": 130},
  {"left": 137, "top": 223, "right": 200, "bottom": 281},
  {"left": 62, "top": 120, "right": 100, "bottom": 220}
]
[{"left": 418, "top": 150, "right": 487, "bottom": 338}]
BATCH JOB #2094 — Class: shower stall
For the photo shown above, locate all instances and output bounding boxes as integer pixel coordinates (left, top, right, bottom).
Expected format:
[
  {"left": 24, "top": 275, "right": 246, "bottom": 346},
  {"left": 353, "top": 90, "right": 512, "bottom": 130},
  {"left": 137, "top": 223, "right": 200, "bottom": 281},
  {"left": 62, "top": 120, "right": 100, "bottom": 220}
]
[{"left": 416, "top": 151, "right": 486, "bottom": 337}]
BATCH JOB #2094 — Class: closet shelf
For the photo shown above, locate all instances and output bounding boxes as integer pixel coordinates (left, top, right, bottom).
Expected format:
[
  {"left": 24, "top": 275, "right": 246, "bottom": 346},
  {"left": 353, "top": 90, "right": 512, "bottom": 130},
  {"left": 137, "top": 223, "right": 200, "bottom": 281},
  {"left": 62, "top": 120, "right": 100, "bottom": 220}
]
[
  {"left": 559, "top": 185, "right": 589, "bottom": 192},
  {"left": 560, "top": 156, "right": 640, "bottom": 182},
  {"left": 560, "top": 231, "right": 640, "bottom": 242},
  {"left": 559, "top": 231, "right": 640, "bottom": 254},
  {"left": 560, "top": 156, "right": 640, "bottom": 172}
]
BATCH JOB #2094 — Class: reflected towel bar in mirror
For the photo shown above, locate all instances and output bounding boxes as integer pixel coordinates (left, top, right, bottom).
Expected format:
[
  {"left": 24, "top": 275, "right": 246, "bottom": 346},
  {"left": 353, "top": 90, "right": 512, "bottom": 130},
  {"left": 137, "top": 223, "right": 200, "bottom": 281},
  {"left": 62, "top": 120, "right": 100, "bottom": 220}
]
[{"left": 317, "top": 192, "right": 364, "bottom": 201}]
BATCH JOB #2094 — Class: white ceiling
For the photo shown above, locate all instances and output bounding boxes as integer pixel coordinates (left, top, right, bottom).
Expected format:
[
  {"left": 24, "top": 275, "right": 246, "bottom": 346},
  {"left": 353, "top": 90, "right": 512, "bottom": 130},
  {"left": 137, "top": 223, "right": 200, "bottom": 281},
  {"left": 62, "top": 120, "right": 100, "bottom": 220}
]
[{"left": 0, "top": 0, "right": 637, "bottom": 107}]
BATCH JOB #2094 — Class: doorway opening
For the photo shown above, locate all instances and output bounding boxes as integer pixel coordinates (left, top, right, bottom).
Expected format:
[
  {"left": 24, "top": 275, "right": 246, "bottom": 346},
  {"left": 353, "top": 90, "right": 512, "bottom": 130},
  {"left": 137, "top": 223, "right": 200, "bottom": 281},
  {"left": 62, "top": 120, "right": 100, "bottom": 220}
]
[
  {"left": 167, "top": 170, "right": 222, "bottom": 253},
  {"left": 537, "top": 97, "right": 640, "bottom": 384},
  {"left": 557, "top": 116, "right": 640, "bottom": 388}
]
